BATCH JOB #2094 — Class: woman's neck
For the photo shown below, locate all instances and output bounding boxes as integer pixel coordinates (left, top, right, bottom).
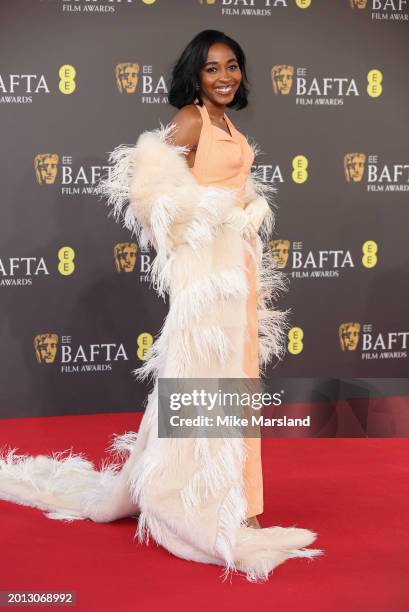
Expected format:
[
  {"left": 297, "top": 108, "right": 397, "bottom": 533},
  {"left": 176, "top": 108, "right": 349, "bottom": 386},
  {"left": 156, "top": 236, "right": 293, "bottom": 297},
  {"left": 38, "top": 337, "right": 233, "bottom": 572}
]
[{"left": 199, "top": 97, "right": 227, "bottom": 123}]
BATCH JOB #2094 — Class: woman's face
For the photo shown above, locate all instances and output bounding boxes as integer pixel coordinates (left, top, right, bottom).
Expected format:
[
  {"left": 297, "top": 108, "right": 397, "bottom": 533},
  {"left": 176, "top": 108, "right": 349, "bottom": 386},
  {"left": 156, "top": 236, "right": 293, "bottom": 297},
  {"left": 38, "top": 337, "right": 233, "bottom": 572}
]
[{"left": 198, "top": 42, "right": 242, "bottom": 107}]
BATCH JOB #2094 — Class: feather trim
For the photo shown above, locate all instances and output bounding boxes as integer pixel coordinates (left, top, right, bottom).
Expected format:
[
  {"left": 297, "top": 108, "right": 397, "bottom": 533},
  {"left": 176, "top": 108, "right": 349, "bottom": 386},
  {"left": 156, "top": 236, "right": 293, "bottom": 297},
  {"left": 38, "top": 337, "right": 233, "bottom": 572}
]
[
  {"left": 106, "top": 431, "right": 139, "bottom": 459},
  {"left": 94, "top": 144, "right": 143, "bottom": 240},
  {"left": 180, "top": 438, "right": 244, "bottom": 511},
  {"left": 170, "top": 267, "right": 248, "bottom": 329},
  {"left": 255, "top": 243, "right": 291, "bottom": 369},
  {"left": 234, "top": 526, "right": 324, "bottom": 582},
  {"left": 0, "top": 123, "right": 323, "bottom": 584},
  {"left": 0, "top": 445, "right": 116, "bottom": 521}
]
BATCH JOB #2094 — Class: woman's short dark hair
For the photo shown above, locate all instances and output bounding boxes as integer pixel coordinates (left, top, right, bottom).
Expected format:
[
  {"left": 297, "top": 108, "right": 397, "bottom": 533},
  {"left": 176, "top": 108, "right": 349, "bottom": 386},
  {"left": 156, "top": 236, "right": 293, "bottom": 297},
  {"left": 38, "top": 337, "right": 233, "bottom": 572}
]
[{"left": 168, "top": 29, "right": 250, "bottom": 110}]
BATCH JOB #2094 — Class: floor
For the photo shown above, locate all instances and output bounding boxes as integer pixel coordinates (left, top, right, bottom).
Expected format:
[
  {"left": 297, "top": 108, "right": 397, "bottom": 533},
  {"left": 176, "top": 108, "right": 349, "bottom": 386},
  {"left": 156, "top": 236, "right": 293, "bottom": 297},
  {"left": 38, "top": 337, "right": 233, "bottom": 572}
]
[{"left": 0, "top": 411, "right": 408, "bottom": 611}]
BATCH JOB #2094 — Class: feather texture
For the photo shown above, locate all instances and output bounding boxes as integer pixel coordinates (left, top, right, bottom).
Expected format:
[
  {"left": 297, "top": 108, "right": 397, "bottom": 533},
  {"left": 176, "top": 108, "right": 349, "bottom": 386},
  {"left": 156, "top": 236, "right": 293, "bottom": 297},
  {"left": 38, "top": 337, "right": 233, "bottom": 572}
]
[{"left": 0, "top": 123, "right": 323, "bottom": 583}]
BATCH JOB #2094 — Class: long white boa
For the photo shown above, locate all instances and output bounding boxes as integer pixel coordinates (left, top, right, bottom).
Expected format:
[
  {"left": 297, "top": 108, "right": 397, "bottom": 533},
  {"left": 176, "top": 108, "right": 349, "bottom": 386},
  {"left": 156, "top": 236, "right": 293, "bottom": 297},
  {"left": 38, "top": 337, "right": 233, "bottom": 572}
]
[{"left": 0, "top": 123, "right": 323, "bottom": 581}]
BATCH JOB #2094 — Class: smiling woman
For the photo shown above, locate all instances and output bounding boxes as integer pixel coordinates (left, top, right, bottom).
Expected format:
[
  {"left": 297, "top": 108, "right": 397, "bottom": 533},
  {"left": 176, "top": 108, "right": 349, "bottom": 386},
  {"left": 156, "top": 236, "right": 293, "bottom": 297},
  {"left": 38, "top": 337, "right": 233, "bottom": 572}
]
[
  {"left": 200, "top": 51, "right": 241, "bottom": 104},
  {"left": 0, "top": 29, "right": 322, "bottom": 582},
  {"left": 168, "top": 32, "right": 267, "bottom": 528}
]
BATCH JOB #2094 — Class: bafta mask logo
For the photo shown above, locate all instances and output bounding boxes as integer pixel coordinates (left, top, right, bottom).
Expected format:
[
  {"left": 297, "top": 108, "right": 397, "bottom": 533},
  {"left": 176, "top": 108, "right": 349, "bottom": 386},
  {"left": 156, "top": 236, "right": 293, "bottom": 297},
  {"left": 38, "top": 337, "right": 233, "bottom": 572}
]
[
  {"left": 339, "top": 323, "right": 361, "bottom": 351},
  {"left": 198, "top": 0, "right": 216, "bottom": 4},
  {"left": 269, "top": 240, "right": 290, "bottom": 269},
  {"left": 116, "top": 63, "right": 140, "bottom": 93},
  {"left": 271, "top": 65, "right": 294, "bottom": 95},
  {"left": 34, "top": 154, "right": 59, "bottom": 185},
  {"left": 349, "top": 0, "right": 367, "bottom": 8},
  {"left": 344, "top": 153, "right": 366, "bottom": 182},
  {"left": 34, "top": 333, "right": 58, "bottom": 364},
  {"left": 114, "top": 243, "right": 137, "bottom": 273}
]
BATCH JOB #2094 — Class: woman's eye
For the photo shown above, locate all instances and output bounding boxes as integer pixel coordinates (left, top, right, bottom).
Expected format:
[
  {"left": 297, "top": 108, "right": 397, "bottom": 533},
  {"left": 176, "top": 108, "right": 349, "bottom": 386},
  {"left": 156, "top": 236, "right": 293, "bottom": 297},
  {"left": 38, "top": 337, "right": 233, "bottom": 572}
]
[{"left": 206, "top": 65, "right": 239, "bottom": 73}]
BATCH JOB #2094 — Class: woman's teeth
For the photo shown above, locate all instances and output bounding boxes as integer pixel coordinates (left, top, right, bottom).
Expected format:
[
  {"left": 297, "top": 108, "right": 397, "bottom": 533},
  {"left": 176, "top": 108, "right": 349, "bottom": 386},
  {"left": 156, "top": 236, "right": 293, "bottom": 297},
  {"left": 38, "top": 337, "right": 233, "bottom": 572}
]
[{"left": 215, "top": 86, "right": 233, "bottom": 95}]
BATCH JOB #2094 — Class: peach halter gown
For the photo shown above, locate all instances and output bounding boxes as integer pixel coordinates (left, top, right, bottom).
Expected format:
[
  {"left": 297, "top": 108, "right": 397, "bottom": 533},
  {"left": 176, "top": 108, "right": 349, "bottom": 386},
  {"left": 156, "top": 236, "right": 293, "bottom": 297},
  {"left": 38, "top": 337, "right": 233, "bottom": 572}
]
[{"left": 189, "top": 102, "right": 263, "bottom": 518}]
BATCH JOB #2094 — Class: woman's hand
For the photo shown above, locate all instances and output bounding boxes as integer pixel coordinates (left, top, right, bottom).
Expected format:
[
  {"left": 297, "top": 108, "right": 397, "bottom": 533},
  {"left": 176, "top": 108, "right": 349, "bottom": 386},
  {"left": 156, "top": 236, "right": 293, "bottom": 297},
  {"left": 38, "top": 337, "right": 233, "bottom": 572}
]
[
  {"left": 224, "top": 207, "right": 257, "bottom": 240},
  {"left": 244, "top": 196, "right": 270, "bottom": 234}
]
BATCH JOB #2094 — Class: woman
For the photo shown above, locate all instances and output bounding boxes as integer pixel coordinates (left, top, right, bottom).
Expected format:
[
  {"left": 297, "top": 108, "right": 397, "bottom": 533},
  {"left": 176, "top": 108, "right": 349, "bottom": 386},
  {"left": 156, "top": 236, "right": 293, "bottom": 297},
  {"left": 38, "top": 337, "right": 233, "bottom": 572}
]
[
  {"left": 0, "top": 30, "right": 323, "bottom": 581},
  {"left": 168, "top": 32, "right": 267, "bottom": 530}
]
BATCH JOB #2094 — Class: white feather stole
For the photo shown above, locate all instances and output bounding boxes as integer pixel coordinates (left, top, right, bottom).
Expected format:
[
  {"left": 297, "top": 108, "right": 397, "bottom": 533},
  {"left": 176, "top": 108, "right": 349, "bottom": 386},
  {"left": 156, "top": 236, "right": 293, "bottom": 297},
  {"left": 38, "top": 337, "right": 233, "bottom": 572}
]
[{"left": 0, "top": 123, "right": 323, "bottom": 581}]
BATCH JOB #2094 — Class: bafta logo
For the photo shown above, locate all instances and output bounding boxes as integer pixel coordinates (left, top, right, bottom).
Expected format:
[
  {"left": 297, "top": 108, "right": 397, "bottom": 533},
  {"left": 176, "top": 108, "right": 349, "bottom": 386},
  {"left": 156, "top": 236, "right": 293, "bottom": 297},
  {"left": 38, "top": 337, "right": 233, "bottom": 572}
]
[
  {"left": 115, "top": 63, "right": 140, "bottom": 93},
  {"left": 271, "top": 65, "right": 294, "bottom": 95},
  {"left": 269, "top": 240, "right": 290, "bottom": 269},
  {"left": 199, "top": 0, "right": 216, "bottom": 4},
  {"left": 349, "top": 0, "right": 367, "bottom": 8},
  {"left": 114, "top": 243, "right": 137, "bottom": 273},
  {"left": 339, "top": 323, "right": 361, "bottom": 351},
  {"left": 34, "top": 154, "right": 59, "bottom": 185},
  {"left": 344, "top": 153, "right": 366, "bottom": 182},
  {"left": 34, "top": 333, "right": 58, "bottom": 364}
]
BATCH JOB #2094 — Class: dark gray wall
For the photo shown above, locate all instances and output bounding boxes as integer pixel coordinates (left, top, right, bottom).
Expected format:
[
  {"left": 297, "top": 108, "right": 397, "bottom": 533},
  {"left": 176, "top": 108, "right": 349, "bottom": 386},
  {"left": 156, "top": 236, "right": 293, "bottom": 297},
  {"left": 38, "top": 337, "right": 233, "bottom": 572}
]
[{"left": 0, "top": 0, "right": 408, "bottom": 418}]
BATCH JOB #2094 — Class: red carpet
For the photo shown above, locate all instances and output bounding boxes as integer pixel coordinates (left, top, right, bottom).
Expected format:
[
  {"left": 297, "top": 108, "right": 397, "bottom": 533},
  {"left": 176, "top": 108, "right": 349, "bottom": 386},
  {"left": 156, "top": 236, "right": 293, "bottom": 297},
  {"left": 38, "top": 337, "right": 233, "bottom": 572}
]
[{"left": 0, "top": 411, "right": 408, "bottom": 612}]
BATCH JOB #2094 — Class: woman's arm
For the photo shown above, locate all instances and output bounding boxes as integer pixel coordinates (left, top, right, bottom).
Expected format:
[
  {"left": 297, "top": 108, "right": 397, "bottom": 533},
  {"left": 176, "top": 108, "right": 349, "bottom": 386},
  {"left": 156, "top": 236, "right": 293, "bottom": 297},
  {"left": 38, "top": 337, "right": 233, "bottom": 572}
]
[
  {"left": 167, "top": 104, "right": 202, "bottom": 168},
  {"left": 169, "top": 105, "right": 258, "bottom": 240}
]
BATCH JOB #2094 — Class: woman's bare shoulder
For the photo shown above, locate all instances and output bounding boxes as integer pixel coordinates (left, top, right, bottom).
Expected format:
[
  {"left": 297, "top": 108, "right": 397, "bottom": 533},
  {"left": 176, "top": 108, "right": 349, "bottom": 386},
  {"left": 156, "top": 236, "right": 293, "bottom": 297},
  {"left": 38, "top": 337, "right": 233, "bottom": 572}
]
[{"left": 168, "top": 104, "right": 202, "bottom": 150}]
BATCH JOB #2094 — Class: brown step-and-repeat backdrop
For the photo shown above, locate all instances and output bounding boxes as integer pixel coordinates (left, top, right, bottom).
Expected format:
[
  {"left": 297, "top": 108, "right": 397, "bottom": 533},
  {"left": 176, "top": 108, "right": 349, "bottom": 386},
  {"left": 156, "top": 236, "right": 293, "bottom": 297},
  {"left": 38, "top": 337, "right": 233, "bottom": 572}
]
[{"left": 1, "top": 0, "right": 408, "bottom": 430}]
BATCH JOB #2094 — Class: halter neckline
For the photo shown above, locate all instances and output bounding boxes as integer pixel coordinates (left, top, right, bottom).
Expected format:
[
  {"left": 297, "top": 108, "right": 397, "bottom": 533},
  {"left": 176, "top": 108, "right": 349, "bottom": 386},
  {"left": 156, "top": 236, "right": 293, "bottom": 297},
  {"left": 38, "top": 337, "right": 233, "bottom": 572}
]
[{"left": 195, "top": 102, "right": 234, "bottom": 139}]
